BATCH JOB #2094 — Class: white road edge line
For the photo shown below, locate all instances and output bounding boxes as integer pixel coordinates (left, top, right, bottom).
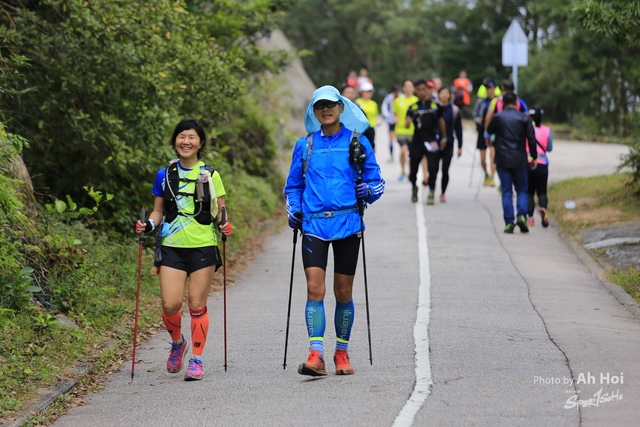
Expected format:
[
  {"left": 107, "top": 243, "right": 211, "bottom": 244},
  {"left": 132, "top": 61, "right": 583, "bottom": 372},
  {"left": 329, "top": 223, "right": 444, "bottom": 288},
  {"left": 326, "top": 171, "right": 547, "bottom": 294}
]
[{"left": 392, "top": 202, "right": 432, "bottom": 427}]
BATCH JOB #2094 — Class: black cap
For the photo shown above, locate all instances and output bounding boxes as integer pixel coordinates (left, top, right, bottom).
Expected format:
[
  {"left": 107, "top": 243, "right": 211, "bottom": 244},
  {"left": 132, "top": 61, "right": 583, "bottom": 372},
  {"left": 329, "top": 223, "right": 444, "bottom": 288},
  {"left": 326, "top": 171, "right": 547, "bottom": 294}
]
[{"left": 485, "top": 79, "right": 497, "bottom": 88}]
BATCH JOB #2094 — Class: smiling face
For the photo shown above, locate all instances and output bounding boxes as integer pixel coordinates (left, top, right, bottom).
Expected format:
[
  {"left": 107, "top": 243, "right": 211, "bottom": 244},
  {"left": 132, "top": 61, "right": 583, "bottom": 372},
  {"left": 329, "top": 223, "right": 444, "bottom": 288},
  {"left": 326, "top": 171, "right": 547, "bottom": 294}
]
[
  {"left": 174, "top": 128, "right": 202, "bottom": 161},
  {"left": 313, "top": 100, "right": 343, "bottom": 127}
]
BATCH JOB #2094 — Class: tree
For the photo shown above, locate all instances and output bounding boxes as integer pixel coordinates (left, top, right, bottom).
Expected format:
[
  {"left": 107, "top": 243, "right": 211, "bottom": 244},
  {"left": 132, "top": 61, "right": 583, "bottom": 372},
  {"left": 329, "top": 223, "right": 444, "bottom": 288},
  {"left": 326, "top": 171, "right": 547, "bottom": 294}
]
[
  {"left": 0, "top": 0, "right": 290, "bottom": 231},
  {"left": 573, "top": 0, "right": 640, "bottom": 46}
]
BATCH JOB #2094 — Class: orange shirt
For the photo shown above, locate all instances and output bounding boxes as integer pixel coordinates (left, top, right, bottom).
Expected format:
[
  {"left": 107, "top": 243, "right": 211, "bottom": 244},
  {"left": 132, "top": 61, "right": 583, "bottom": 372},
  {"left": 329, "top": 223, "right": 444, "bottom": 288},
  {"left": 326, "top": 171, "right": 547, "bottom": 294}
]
[{"left": 454, "top": 77, "right": 472, "bottom": 106}]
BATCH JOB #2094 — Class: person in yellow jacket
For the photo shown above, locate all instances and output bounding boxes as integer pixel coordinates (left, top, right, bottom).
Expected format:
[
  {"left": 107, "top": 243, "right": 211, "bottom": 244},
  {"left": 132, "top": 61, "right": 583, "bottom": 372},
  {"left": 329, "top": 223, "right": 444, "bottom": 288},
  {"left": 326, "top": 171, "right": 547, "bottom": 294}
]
[
  {"left": 393, "top": 79, "right": 418, "bottom": 181},
  {"left": 356, "top": 82, "right": 379, "bottom": 152}
]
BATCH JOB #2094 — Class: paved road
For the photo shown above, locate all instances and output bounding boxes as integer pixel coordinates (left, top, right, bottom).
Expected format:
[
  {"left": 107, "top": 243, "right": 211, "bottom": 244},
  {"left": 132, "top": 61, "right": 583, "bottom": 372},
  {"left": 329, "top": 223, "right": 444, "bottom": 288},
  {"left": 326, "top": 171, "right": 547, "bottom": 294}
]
[{"left": 54, "top": 126, "right": 638, "bottom": 426}]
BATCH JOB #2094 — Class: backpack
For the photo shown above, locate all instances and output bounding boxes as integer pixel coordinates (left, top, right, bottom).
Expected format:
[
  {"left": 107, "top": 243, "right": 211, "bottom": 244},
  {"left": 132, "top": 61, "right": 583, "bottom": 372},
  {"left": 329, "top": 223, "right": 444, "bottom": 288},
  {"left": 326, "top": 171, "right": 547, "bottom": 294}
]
[
  {"left": 163, "top": 160, "right": 218, "bottom": 225},
  {"left": 302, "top": 130, "right": 362, "bottom": 181},
  {"left": 495, "top": 96, "right": 526, "bottom": 113}
]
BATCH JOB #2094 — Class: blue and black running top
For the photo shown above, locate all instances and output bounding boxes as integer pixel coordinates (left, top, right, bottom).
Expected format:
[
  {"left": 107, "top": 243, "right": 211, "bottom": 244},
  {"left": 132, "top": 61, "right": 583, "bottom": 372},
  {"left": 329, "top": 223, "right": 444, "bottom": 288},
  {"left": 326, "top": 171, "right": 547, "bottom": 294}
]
[{"left": 284, "top": 125, "right": 385, "bottom": 241}]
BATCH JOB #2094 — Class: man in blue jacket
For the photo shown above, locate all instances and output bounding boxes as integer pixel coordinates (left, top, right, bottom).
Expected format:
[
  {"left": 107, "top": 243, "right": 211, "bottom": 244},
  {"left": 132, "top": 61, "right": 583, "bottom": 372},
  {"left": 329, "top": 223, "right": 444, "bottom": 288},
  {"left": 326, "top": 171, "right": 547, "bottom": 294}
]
[
  {"left": 284, "top": 85, "right": 385, "bottom": 377},
  {"left": 486, "top": 92, "right": 538, "bottom": 234}
]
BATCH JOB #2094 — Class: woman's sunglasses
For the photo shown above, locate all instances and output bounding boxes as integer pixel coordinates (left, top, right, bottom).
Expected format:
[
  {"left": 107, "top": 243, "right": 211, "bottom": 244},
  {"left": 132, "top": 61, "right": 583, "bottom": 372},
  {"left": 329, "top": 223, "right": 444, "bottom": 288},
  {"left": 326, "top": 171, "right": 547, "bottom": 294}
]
[{"left": 313, "top": 101, "right": 341, "bottom": 110}]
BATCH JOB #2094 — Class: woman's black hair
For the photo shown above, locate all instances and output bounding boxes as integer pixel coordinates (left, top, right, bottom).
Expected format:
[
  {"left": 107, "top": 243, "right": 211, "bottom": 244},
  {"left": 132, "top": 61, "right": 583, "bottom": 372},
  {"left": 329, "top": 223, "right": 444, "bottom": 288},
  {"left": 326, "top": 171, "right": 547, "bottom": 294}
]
[
  {"left": 402, "top": 79, "right": 414, "bottom": 87},
  {"left": 530, "top": 105, "right": 543, "bottom": 127},
  {"left": 438, "top": 86, "right": 450, "bottom": 94},
  {"left": 170, "top": 118, "right": 207, "bottom": 160}
]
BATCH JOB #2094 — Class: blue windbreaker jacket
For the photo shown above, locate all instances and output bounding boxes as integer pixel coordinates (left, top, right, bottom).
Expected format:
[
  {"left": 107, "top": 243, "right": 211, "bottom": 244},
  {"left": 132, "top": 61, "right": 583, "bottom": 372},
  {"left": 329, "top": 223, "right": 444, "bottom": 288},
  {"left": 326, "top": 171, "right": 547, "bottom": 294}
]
[{"left": 284, "top": 125, "right": 385, "bottom": 240}]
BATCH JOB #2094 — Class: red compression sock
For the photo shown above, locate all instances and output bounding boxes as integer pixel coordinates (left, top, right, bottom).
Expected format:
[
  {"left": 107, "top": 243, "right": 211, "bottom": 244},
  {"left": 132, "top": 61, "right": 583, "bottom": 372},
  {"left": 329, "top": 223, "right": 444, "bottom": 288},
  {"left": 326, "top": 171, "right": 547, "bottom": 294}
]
[
  {"left": 190, "top": 307, "right": 209, "bottom": 357},
  {"left": 162, "top": 311, "right": 182, "bottom": 342}
]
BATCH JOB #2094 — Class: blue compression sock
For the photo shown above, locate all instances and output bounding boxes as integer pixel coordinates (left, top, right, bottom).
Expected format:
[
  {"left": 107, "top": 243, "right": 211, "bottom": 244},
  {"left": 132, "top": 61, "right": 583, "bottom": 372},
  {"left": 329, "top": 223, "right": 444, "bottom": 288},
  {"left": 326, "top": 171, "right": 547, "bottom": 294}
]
[
  {"left": 305, "top": 300, "right": 326, "bottom": 355},
  {"left": 335, "top": 300, "right": 355, "bottom": 352}
]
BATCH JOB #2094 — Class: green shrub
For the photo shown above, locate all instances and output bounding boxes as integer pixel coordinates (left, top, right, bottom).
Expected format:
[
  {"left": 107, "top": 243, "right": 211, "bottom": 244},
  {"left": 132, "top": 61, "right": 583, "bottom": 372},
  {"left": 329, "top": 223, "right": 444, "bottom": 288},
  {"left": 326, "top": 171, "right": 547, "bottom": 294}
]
[{"left": 619, "top": 140, "right": 640, "bottom": 185}]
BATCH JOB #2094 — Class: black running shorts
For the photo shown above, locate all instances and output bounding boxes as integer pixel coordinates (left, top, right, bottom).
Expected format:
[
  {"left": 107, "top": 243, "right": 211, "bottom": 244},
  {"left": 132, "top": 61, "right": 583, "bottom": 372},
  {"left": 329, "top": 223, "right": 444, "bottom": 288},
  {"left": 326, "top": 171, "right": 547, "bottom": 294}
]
[
  {"left": 161, "top": 246, "right": 222, "bottom": 275},
  {"left": 301, "top": 234, "right": 360, "bottom": 276},
  {"left": 397, "top": 136, "right": 411, "bottom": 147},
  {"left": 388, "top": 123, "right": 395, "bottom": 132},
  {"left": 476, "top": 132, "right": 488, "bottom": 150}
]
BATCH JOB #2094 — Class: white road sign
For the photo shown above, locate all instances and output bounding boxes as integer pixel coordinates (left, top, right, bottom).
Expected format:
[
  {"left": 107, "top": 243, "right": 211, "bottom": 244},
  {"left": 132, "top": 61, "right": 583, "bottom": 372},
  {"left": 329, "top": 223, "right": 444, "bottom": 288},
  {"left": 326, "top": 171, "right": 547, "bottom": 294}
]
[{"left": 502, "top": 20, "right": 528, "bottom": 66}]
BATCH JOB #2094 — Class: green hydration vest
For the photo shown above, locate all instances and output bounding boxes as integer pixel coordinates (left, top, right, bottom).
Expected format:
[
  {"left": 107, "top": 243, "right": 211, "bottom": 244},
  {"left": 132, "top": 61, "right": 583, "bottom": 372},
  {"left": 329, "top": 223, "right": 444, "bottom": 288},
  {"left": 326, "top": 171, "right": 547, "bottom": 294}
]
[{"left": 163, "top": 160, "right": 218, "bottom": 225}]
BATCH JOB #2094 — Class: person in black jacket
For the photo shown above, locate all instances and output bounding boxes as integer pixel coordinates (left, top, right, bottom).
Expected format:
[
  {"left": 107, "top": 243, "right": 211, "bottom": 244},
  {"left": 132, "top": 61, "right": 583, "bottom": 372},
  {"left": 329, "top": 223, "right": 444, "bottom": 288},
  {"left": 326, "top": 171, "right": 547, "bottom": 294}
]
[
  {"left": 432, "top": 86, "right": 463, "bottom": 202},
  {"left": 486, "top": 92, "right": 538, "bottom": 234},
  {"left": 406, "top": 79, "right": 446, "bottom": 204}
]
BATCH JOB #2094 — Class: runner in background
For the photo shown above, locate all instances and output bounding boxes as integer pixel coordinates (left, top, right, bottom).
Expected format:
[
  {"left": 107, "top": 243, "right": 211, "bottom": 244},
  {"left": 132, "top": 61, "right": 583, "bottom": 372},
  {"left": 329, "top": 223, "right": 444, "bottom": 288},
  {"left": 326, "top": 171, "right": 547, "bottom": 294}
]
[
  {"left": 346, "top": 70, "right": 358, "bottom": 88},
  {"left": 473, "top": 78, "right": 499, "bottom": 186},
  {"left": 476, "top": 79, "right": 502, "bottom": 99},
  {"left": 527, "top": 106, "right": 552, "bottom": 228},
  {"left": 432, "top": 86, "right": 463, "bottom": 202},
  {"left": 357, "top": 68, "right": 373, "bottom": 91},
  {"left": 453, "top": 70, "right": 473, "bottom": 118},
  {"left": 432, "top": 77, "right": 442, "bottom": 102},
  {"left": 393, "top": 79, "right": 418, "bottom": 181},
  {"left": 342, "top": 85, "right": 376, "bottom": 153},
  {"left": 356, "top": 82, "right": 379, "bottom": 153},
  {"left": 420, "top": 80, "right": 436, "bottom": 187},
  {"left": 381, "top": 84, "right": 401, "bottom": 162},
  {"left": 406, "top": 79, "right": 446, "bottom": 204}
]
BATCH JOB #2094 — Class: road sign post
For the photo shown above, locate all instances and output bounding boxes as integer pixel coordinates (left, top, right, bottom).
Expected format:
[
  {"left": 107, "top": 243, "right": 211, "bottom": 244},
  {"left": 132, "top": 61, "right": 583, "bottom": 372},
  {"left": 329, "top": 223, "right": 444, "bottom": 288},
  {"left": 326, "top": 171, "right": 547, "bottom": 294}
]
[{"left": 502, "top": 20, "right": 528, "bottom": 92}]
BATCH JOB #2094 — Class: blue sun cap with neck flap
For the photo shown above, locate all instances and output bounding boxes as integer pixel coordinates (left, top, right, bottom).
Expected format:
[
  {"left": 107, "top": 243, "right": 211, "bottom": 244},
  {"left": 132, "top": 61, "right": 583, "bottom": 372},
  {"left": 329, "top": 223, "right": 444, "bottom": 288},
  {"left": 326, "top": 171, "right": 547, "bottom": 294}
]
[{"left": 304, "top": 85, "right": 370, "bottom": 134}]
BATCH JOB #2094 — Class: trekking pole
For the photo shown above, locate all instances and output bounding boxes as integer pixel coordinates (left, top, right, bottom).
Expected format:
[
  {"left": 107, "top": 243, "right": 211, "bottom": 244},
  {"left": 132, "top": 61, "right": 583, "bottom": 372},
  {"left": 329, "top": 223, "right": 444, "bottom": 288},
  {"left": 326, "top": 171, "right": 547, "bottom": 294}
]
[
  {"left": 356, "top": 178, "right": 373, "bottom": 365},
  {"left": 469, "top": 147, "right": 477, "bottom": 187},
  {"left": 220, "top": 206, "right": 228, "bottom": 372},
  {"left": 131, "top": 207, "right": 146, "bottom": 380},
  {"left": 283, "top": 221, "right": 299, "bottom": 370},
  {"left": 351, "top": 137, "right": 373, "bottom": 365}
]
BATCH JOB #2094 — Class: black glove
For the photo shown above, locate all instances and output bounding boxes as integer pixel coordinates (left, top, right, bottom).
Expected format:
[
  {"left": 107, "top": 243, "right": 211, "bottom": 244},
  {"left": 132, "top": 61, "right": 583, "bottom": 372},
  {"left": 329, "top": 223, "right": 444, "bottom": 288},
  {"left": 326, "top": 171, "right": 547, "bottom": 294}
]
[{"left": 288, "top": 212, "right": 302, "bottom": 230}]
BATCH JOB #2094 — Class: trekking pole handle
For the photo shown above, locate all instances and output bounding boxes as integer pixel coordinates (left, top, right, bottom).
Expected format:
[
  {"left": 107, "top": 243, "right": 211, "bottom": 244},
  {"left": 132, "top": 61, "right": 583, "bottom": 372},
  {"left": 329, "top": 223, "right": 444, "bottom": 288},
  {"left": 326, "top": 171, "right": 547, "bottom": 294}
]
[
  {"left": 139, "top": 207, "right": 147, "bottom": 244},
  {"left": 293, "top": 211, "right": 302, "bottom": 242},
  {"left": 220, "top": 206, "right": 227, "bottom": 242},
  {"left": 356, "top": 174, "right": 365, "bottom": 217}
]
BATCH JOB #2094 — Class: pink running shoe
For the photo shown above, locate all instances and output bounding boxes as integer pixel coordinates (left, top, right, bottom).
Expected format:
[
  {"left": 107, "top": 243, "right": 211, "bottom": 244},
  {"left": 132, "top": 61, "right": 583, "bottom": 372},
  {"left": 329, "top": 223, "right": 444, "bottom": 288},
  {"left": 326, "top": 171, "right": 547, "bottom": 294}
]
[
  {"left": 167, "top": 335, "right": 189, "bottom": 373},
  {"left": 527, "top": 217, "right": 535, "bottom": 226},
  {"left": 184, "top": 358, "right": 203, "bottom": 381}
]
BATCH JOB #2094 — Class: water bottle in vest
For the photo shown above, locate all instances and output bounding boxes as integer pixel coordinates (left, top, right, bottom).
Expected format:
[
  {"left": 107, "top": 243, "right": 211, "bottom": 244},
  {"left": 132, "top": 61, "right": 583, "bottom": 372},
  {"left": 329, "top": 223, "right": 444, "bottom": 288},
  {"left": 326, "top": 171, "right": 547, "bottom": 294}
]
[{"left": 196, "top": 165, "right": 207, "bottom": 202}]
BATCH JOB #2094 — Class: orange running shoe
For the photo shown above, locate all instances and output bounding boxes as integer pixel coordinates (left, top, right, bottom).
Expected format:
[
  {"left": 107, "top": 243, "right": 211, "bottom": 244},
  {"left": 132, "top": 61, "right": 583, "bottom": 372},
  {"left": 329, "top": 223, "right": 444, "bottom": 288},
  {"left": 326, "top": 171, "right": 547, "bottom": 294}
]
[
  {"left": 297, "top": 350, "right": 327, "bottom": 376},
  {"left": 334, "top": 350, "right": 355, "bottom": 375}
]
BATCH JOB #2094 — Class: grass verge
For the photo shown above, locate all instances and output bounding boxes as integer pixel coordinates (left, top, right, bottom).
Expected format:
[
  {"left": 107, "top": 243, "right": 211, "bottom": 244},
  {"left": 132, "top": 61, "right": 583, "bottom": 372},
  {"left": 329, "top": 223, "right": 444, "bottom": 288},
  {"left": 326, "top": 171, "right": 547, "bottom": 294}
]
[
  {"left": 0, "top": 167, "right": 284, "bottom": 424},
  {"left": 548, "top": 172, "right": 640, "bottom": 304},
  {"left": 547, "top": 122, "right": 636, "bottom": 145}
]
